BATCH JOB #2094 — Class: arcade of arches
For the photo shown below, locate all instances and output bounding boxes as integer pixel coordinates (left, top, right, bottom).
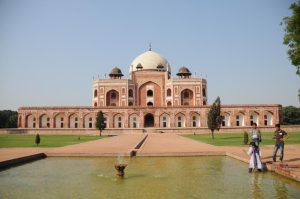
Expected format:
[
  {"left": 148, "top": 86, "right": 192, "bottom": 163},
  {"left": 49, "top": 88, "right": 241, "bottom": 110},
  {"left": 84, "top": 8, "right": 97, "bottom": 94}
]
[{"left": 19, "top": 107, "right": 279, "bottom": 129}]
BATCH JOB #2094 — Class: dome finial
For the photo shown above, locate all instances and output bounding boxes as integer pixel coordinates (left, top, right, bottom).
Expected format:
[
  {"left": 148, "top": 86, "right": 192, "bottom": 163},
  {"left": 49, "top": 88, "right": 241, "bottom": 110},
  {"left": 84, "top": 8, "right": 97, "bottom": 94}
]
[{"left": 149, "top": 42, "right": 152, "bottom": 51}]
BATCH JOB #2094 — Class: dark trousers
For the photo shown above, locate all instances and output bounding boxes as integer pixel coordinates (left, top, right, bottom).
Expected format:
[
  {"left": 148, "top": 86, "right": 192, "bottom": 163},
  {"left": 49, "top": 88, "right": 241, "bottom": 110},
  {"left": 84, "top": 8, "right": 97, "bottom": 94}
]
[{"left": 273, "top": 142, "right": 284, "bottom": 161}]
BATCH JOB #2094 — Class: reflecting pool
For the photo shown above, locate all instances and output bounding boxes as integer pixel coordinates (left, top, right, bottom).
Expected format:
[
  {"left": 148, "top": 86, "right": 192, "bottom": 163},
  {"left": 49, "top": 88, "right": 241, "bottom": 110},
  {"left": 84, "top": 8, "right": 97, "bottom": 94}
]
[{"left": 0, "top": 156, "right": 299, "bottom": 199}]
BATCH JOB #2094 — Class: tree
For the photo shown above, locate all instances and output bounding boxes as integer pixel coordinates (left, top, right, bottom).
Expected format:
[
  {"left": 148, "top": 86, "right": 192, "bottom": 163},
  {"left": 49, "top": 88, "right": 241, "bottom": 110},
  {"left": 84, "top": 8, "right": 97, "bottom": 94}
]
[
  {"left": 282, "top": 1, "right": 300, "bottom": 100},
  {"left": 35, "top": 134, "right": 40, "bottom": 146},
  {"left": 0, "top": 110, "right": 18, "bottom": 128},
  {"left": 282, "top": 106, "right": 300, "bottom": 125},
  {"left": 96, "top": 111, "right": 105, "bottom": 136},
  {"left": 243, "top": 131, "right": 249, "bottom": 145},
  {"left": 8, "top": 113, "right": 18, "bottom": 128},
  {"left": 282, "top": 1, "right": 300, "bottom": 74},
  {"left": 207, "top": 97, "right": 223, "bottom": 139}
]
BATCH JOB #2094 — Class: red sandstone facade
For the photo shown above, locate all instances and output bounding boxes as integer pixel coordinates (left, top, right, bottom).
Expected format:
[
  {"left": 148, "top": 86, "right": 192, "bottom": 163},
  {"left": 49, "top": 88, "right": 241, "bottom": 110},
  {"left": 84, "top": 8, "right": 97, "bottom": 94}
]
[{"left": 18, "top": 50, "right": 281, "bottom": 130}]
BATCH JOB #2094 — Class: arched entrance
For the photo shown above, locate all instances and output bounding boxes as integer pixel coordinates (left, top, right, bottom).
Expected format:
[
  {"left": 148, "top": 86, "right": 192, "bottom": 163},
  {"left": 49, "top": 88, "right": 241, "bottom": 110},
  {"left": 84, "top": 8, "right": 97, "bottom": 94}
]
[{"left": 144, "top": 113, "right": 154, "bottom": 127}]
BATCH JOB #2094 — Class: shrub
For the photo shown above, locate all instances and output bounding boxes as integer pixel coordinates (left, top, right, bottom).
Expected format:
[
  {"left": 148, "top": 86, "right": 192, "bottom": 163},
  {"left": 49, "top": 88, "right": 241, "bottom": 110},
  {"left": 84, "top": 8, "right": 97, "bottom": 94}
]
[
  {"left": 35, "top": 134, "right": 40, "bottom": 146},
  {"left": 243, "top": 131, "right": 249, "bottom": 145}
]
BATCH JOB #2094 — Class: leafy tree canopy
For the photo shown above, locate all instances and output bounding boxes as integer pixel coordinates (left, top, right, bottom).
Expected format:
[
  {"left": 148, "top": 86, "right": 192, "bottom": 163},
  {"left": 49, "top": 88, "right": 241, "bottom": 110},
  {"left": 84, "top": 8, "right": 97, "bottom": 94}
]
[
  {"left": 282, "top": 106, "right": 300, "bottom": 125},
  {"left": 282, "top": 1, "right": 300, "bottom": 75},
  {"left": 0, "top": 110, "right": 18, "bottom": 128}
]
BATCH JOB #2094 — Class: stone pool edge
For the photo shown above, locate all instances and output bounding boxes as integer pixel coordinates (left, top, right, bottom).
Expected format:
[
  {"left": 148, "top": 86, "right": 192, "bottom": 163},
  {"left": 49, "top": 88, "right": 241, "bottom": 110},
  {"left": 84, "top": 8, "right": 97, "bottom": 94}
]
[
  {"left": 1, "top": 152, "right": 300, "bottom": 183},
  {"left": 0, "top": 153, "right": 46, "bottom": 171}
]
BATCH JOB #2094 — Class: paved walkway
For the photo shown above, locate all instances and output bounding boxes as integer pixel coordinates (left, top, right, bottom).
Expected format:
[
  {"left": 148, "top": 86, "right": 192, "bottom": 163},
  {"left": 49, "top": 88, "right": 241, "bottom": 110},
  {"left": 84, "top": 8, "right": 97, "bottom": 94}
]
[
  {"left": 139, "top": 133, "right": 224, "bottom": 156},
  {"left": 0, "top": 134, "right": 145, "bottom": 161},
  {"left": 0, "top": 148, "right": 42, "bottom": 162},
  {"left": 47, "top": 133, "right": 145, "bottom": 156},
  {"left": 0, "top": 133, "right": 299, "bottom": 181}
]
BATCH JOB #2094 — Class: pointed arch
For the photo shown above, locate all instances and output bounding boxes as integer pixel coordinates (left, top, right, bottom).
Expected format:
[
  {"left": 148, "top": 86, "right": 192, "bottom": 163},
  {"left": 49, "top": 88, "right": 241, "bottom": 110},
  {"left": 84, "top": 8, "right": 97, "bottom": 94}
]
[
  {"left": 25, "top": 114, "right": 36, "bottom": 128},
  {"left": 167, "top": 88, "right": 172, "bottom": 96},
  {"left": 235, "top": 112, "right": 245, "bottom": 127},
  {"left": 83, "top": 113, "right": 93, "bottom": 128},
  {"left": 106, "top": 89, "right": 119, "bottom": 106},
  {"left": 264, "top": 111, "right": 273, "bottom": 126},
  {"left": 181, "top": 89, "right": 193, "bottom": 106},
  {"left": 54, "top": 113, "right": 65, "bottom": 128},
  {"left": 113, "top": 113, "right": 123, "bottom": 128},
  {"left": 39, "top": 114, "right": 50, "bottom": 128},
  {"left": 159, "top": 113, "right": 170, "bottom": 128},
  {"left": 221, "top": 112, "right": 231, "bottom": 127},
  {"left": 138, "top": 81, "right": 161, "bottom": 107},
  {"left": 250, "top": 111, "right": 260, "bottom": 126},
  {"left": 129, "top": 113, "right": 140, "bottom": 128},
  {"left": 147, "top": 90, "right": 153, "bottom": 97},
  {"left": 144, "top": 113, "right": 154, "bottom": 127},
  {"left": 69, "top": 113, "right": 79, "bottom": 128},
  {"left": 190, "top": 112, "right": 200, "bottom": 127},
  {"left": 175, "top": 112, "right": 186, "bottom": 127},
  {"left": 128, "top": 89, "right": 134, "bottom": 98}
]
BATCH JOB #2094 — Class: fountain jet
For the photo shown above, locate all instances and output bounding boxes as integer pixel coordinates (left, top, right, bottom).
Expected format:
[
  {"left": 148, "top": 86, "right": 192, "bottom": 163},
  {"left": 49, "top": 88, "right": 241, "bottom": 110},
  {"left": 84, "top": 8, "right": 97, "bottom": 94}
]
[{"left": 115, "top": 163, "right": 127, "bottom": 177}]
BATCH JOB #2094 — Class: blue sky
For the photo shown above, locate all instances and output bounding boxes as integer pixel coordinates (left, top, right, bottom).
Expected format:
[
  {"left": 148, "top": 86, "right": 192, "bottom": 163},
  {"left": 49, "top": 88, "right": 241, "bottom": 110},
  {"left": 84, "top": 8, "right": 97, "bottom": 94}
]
[{"left": 0, "top": 0, "right": 299, "bottom": 110}]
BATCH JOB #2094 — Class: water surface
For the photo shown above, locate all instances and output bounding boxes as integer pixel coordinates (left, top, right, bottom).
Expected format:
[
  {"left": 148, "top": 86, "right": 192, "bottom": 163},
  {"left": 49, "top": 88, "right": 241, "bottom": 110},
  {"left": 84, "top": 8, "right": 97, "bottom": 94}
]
[{"left": 0, "top": 156, "right": 299, "bottom": 199}]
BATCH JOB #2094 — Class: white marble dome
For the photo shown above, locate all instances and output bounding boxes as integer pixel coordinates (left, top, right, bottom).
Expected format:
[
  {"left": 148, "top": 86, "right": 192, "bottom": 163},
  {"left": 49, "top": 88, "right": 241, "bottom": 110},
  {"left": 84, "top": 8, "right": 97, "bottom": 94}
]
[{"left": 129, "top": 50, "right": 171, "bottom": 73}]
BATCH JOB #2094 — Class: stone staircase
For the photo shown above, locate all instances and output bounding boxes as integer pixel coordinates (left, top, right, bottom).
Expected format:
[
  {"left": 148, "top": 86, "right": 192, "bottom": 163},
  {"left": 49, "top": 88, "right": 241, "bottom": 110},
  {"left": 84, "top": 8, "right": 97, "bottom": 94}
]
[{"left": 143, "top": 128, "right": 157, "bottom": 134}]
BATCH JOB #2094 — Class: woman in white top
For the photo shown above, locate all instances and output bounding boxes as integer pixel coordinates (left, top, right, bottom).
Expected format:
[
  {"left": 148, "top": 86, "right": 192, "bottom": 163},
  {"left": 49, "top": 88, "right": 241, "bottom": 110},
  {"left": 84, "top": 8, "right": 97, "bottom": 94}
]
[{"left": 251, "top": 123, "right": 262, "bottom": 146}]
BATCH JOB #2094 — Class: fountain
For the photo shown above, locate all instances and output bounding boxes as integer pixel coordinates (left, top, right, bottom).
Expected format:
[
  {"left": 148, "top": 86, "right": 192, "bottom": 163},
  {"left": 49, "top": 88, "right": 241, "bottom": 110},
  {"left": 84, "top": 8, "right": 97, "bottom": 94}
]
[
  {"left": 115, "top": 154, "right": 127, "bottom": 177},
  {"left": 114, "top": 163, "right": 127, "bottom": 177}
]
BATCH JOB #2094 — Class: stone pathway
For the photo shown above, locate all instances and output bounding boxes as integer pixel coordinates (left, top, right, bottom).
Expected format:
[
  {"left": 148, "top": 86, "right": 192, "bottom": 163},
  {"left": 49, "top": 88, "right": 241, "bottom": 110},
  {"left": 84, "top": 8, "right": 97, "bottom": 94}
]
[
  {"left": 139, "top": 133, "right": 224, "bottom": 156},
  {"left": 0, "top": 148, "right": 42, "bottom": 162},
  {"left": 0, "top": 133, "right": 299, "bottom": 182},
  {"left": 47, "top": 133, "right": 145, "bottom": 156},
  {"left": 0, "top": 134, "right": 144, "bottom": 161}
]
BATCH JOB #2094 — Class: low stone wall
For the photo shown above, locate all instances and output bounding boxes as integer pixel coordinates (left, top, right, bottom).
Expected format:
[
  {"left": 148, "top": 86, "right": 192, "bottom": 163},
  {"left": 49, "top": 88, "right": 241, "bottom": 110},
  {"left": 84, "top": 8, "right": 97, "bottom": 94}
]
[
  {"left": 0, "top": 153, "right": 46, "bottom": 171},
  {"left": 278, "top": 125, "right": 300, "bottom": 132},
  {"left": 153, "top": 127, "right": 277, "bottom": 134},
  {"left": 0, "top": 128, "right": 144, "bottom": 135},
  {"left": 0, "top": 125, "right": 299, "bottom": 135}
]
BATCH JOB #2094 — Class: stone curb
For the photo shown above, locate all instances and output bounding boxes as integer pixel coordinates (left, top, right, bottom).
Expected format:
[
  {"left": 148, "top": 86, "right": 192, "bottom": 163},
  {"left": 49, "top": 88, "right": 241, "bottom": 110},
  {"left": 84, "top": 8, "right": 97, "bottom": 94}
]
[
  {"left": 0, "top": 153, "right": 46, "bottom": 171},
  {"left": 266, "top": 162, "right": 300, "bottom": 182}
]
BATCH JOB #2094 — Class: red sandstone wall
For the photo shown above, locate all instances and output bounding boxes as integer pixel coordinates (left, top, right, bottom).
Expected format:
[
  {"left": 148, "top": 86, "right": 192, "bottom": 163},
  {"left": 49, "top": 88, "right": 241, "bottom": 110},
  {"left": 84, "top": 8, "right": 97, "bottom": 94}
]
[
  {"left": 139, "top": 82, "right": 162, "bottom": 107},
  {"left": 2, "top": 125, "right": 300, "bottom": 135}
]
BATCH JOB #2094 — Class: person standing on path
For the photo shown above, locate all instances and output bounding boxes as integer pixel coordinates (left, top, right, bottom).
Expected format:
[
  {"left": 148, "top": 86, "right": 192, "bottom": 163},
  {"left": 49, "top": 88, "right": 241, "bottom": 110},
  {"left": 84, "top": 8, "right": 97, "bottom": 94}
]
[
  {"left": 273, "top": 124, "right": 288, "bottom": 162},
  {"left": 250, "top": 123, "right": 261, "bottom": 147}
]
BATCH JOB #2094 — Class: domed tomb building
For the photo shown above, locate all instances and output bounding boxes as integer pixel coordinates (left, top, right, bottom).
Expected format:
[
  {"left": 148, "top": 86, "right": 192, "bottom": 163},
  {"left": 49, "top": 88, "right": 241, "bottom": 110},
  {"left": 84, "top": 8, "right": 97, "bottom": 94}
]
[{"left": 18, "top": 49, "right": 281, "bottom": 131}]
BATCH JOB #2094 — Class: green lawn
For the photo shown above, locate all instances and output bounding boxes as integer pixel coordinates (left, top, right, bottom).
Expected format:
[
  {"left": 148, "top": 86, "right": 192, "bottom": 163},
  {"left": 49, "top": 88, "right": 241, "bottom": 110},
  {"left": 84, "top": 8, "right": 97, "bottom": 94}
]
[
  {"left": 0, "top": 134, "right": 106, "bottom": 148},
  {"left": 183, "top": 132, "right": 300, "bottom": 146}
]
